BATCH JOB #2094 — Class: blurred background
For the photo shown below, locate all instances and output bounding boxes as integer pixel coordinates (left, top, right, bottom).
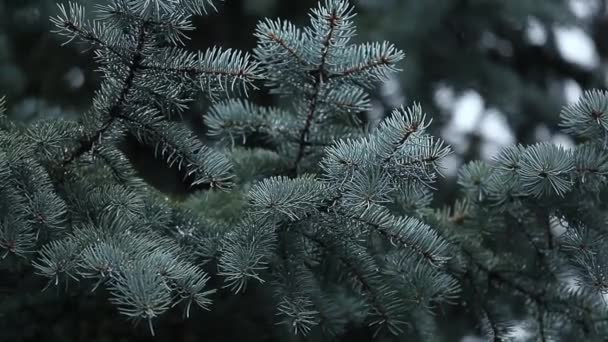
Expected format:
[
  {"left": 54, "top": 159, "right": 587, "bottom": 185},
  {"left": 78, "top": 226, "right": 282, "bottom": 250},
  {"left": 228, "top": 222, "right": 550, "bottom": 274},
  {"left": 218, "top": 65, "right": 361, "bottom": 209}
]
[{"left": 0, "top": 0, "right": 606, "bottom": 341}]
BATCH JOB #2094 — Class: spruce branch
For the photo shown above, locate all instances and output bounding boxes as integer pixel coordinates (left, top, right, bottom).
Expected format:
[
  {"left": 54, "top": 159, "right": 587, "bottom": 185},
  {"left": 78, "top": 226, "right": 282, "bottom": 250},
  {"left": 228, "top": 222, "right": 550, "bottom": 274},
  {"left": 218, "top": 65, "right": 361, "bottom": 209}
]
[
  {"left": 206, "top": 99, "right": 294, "bottom": 147},
  {"left": 61, "top": 19, "right": 149, "bottom": 167},
  {"left": 51, "top": 1, "right": 255, "bottom": 190},
  {"left": 346, "top": 207, "right": 450, "bottom": 267},
  {"left": 121, "top": 109, "right": 233, "bottom": 188},
  {"left": 291, "top": 1, "right": 340, "bottom": 171},
  {"left": 377, "top": 104, "right": 431, "bottom": 163},
  {"left": 141, "top": 47, "right": 262, "bottom": 98},
  {"left": 250, "top": 0, "right": 404, "bottom": 172},
  {"left": 255, "top": 19, "right": 310, "bottom": 67},
  {"left": 331, "top": 41, "right": 405, "bottom": 85},
  {"left": 109, "top": 264, "right": 172, "bottom": 336},
  {"left": 51, "top": 2, "right": 129, "bottom": 61},
  {"left": 3, "top": 0, "right": 263, "bottom": 334},
  {"left": 91, "top": 145, "right": 145, "bottom": 187},
  {"left": 560, "top": 89, "right": 608, "bottom": 141},
  {"left": 518, "top": 143, "right": 574, "bottom": 198},
  {"left": 248, "top": 175, "right": 329, "bottom": 221},
  {"left": 12, "top": 0, "right": 608, "bottom": 339},
  {"left": 0, "top": 217, "right": 37, "bottom": 259},
  {"left": 300, "top": 230, "right": 409, "bottom": 336},
  {"left": 217, "top": 217, "right": 277, "bottom": 293}
]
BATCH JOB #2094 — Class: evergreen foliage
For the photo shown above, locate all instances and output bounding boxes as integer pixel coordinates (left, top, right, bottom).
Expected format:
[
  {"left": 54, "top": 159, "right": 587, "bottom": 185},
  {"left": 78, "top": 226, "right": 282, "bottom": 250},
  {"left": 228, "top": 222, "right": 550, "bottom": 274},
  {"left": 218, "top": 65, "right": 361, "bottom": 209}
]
[
  {"left": 0, "top": 0, "right": 259, "bottom": 335},
  {"left": 2, "top": 0, "right": 608, "bottom": 341},
  {"left": 436, "top": 89, "right": 608, "bottom": 340},
  {"left": 201, "top": 1, "right": 608, "bottom": 340}
]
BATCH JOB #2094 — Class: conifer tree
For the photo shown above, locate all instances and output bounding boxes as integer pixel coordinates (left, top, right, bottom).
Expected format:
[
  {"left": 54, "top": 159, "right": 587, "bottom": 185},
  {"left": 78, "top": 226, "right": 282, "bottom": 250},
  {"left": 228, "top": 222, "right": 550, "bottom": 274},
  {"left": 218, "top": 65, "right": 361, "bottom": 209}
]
[
  {"left": 198, "top": 1, "right": 608, "bottom": 340},
  {"left": 2, "top": 0, "right": 608, "bottom": 341},
  {"left": 203, "top": 0, "right": 458, "bottom": 337},
  {"left": 0, "top": 0, "right": 260, "bottom": 335}
]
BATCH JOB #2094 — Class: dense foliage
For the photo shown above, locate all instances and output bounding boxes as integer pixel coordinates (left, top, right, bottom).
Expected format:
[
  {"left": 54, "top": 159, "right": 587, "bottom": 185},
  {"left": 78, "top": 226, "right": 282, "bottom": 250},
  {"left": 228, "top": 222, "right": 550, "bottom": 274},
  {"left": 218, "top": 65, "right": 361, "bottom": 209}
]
[{"left": 1, "top": 0, "right": 608, "bottom": 341}]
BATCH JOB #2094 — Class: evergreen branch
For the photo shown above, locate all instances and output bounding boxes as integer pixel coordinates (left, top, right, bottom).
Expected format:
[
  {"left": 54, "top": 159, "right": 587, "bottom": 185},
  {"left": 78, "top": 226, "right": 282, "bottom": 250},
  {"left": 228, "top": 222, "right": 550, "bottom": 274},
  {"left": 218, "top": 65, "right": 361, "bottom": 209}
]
[
  {"left": 13, "top": 0, "right": 608, "bottom": 339},
  {"left": 0, "top": 153, "right": 67, "bottom": 245},
  {"left": 343, "top": 260, "right": 402, "bottom": 336},
  {"left": 115, "top": 0, "right": 218, "bottom": 18},
  {"left": 518, "top": 143, "right": 574, "bottom": 198},
  {"left": 62, "top": 21, "right": 150, "bottom": 167},
  {"left": 463, "top": 271, "right": 501, "bottom": 342},
  {"left": 25, "top": 120, "right": 82, "bottom": 164},
  {"left": 378, "top": 104, "right": 430, "bottom": 163},
  {"left": 271, "top": 246, "right": 321, "bottom": 336},
  {"left": 559, "top": 89, "right": 608, "bottom": 141},
  {"left": 0, "top": 216, "right": 37, "bottom": 258},
  {"left": 293, "top": 78, "right": 323, "bottom": 171},
  {"left": 456, "top": 224, "right": 603, "bottom": 330},
  {"left": 460, "top": 247, "right": 582, "bottom": 340},
  {"left": 206, "top": 100, "right": 293, "bottom": 146},
  {"left": 276, "top": 294, "right": 320, "bottom": 335},
  {"left": 317, "top": 91, "right": 369, "bottom": 114},
  {"left": 33, "top": 238, "right": 82, "bottom": 289},
  {"left": 461, "top": 247, "right": 544, "bottom": 301},
  {"left": 332, "top": 57, "right": 391, "bottom": 79},
  {"left": 255, "top": 19, "right": 309, "bottom": 67},
  {"left": 573, "top": 143, "right": 608, "bottom": 188},
  {"left": 481, "top": 308, "right": 502, "bottom": 342},
  {"left": 300, "top": 230, "right": 407, "bottom": 335},
  {"left": 109, "top": 264, "right": 172, "bottom": 336},
  {"left": 51, "top": 3, "right": 128, "bottom": 62},
  {"left": 94, "top": 2, "right": 193, "bottom": 45},
  {"left": 141, "top": 47, "right": 261, "bottom": 97},
  {"left": 309, "top": 0, "right": 356, "bottom": 53},
  {"left": 269, "top": 33, "right": 306, "bottom": 65},
  {"left": 248, "top": 175, "right": 328, "bottom": 221},
  {"left": 61, "top": 118, "right": 116, "bottom": 167},
  {"left": 292, "top": 5, "right": 339, "bottom": 171},
  {"left": 121, "top": 110, "right": 233, "bottom": 189},
  {"left": 330, "top": 42, "right": 405, "bottom": 86},
  {"left": 92, "top": 145, "right": 144, "bottom": 187},
  {"left": 217, "top": 217, "right": 277, "bottom": 293},
  {"left": 346, "top": 207, "right": 450, "bottom": 267},
  {"left": 175, "top": 0, "right": 219, "bottom": 15}
]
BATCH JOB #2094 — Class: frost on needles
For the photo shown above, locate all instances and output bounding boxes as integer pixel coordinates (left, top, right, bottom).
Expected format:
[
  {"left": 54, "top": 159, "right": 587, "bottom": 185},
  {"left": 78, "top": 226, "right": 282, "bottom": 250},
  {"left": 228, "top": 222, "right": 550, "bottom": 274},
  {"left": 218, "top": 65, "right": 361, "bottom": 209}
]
[{"left": 1, "top": 0, "right": 608, "bottom": 341}]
